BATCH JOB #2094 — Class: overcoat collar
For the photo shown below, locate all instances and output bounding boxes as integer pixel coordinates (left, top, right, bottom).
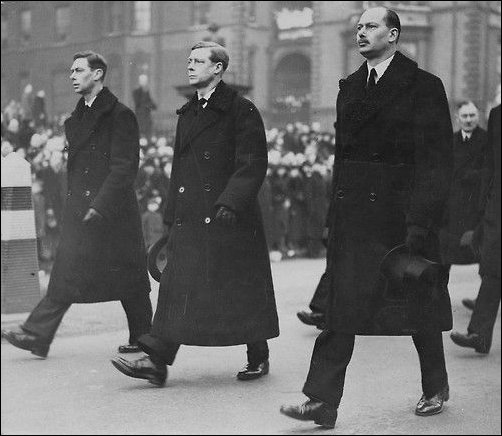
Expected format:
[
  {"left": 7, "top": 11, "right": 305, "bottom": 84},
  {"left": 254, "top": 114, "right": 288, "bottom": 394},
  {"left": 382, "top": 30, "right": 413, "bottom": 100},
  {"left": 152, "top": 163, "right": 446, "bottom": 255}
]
[
  {"left": 176, "top": 81, "right": 237, "bottom": 150},
  {"left": 65, "top": 87, "right": 118, "bottom": 163},
  {"left": 338, "top": 51, "right": 418, "bottom": 134}
]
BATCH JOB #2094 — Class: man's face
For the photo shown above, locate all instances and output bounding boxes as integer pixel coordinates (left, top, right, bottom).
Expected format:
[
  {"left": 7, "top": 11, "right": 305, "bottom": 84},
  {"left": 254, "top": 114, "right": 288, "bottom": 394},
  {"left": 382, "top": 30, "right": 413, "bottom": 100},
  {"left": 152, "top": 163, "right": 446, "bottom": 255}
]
[
  {"left": 457, "top": 103, "right": 479, "bottom": 133},
  {"left": 356, "top": 8, "right": 394, "bottom": 60},
  {"left": 187, "top": 48, "right": 221, "bottom": 88},
  {"left": 70, "top": 57, "right": 101, "bottom": 96}
]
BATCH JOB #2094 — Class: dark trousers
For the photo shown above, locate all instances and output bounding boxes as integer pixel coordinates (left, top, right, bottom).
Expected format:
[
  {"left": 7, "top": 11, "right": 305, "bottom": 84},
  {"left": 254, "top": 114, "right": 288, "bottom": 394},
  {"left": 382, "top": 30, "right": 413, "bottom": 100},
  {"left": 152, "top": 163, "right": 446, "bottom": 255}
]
[
  {"left": 22, "top": 292, "right": 152, "bottom": 345},
  {"left": 302, "top": 330, "right": 448, "bottom": 408},
  {"left": 309, "top": 271, "right": 329, "bottom": 314},
  {"left": 468, "top": 274, "right": 501, "bottom": 352},
  {"left": 138, "top": 333, "right": 269, "bottom": 366}
]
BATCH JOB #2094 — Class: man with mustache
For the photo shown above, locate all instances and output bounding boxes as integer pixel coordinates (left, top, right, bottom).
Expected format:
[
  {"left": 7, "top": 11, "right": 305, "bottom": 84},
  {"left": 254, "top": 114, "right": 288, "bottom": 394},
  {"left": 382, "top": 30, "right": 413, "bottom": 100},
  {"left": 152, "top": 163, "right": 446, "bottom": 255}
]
[{"left": 281, "top": 7, "right": 453, "bottom": 429}]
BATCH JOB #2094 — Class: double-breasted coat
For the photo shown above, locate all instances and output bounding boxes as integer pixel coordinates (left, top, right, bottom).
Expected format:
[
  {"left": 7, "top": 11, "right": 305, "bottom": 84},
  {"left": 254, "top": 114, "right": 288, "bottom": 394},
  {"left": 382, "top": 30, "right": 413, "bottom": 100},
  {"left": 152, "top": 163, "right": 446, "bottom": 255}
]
[
  {"left": 440, "top": 127, "right": 489, "bottom": 264},
  {"left": 151, "top": 81, "right": 279, "bottom": 346},
  {"left": 326, "top": 52, "right": 454, "bottom": 335},
  {"left": 47, "top": 87, "right": 151, "bottom": 304}
]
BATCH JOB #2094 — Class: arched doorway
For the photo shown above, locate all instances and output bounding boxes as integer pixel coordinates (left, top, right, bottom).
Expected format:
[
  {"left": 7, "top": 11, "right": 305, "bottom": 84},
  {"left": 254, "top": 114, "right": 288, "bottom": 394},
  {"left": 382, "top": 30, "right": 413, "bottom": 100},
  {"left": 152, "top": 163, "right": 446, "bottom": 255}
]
[{"left": 271, "top": 53, "right": 311, "bottom": 126}]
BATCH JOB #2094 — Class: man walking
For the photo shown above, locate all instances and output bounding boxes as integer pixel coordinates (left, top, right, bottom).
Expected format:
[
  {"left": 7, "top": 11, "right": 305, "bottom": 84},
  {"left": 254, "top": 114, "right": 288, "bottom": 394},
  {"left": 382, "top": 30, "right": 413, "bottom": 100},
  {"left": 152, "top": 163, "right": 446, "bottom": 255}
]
[
  {"left": 2, "top": 51, "right": 153, "bottom": 358},
  {"left": 280, "top": 7, "right": 453, "bottom": 429},
  {"left": 111, "top": 41, "right": 279, "bottom": 386}
]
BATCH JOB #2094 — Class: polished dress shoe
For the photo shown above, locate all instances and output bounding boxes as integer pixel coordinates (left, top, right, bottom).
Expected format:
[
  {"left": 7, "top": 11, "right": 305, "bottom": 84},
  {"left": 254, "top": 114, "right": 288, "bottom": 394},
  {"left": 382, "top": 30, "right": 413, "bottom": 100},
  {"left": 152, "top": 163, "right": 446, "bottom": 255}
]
[
  {"left": 237, "top": 360, "right": 269, "bottom": 380},
  {"left": 117, "top": 343, "right": 141, "bottom": 353},
  {"left": 415, "top": 385, "right": 449, "bottom": 416},
  {"left": 296, "top": 311, "right": 326, "bottom": 329},
  {"left": 450, "top": 331, "right": 488, "bottom": 354},
  {"left": 280, "top": 399, "right": 337, "bottom": 428},
  {"left": 461, "top": 298, "right": 476, "bottom": 311},
  {"left": 2, "top": 328, "right": 50, "bottom": 358},
  {"left": 110, "top": 354, "right": 167, "bottom": 386}
]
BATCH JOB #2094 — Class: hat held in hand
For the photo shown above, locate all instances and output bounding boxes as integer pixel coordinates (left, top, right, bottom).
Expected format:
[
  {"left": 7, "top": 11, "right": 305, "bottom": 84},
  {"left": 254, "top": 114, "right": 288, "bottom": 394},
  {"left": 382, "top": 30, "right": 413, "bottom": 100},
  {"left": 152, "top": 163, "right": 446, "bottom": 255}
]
[{"left": 147, "top": 235, "right": 169, "bottom": 282}]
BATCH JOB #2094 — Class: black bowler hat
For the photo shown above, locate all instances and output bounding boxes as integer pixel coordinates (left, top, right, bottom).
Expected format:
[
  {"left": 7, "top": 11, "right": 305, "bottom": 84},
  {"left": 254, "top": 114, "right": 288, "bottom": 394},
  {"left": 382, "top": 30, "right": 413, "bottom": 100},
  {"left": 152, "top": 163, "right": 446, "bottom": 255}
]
[
  {"left": 147, "top": 235, "right": 169, "bottom": 282},
  {"left": 380, "top": 244, "right": 448, "bottom": 291}
]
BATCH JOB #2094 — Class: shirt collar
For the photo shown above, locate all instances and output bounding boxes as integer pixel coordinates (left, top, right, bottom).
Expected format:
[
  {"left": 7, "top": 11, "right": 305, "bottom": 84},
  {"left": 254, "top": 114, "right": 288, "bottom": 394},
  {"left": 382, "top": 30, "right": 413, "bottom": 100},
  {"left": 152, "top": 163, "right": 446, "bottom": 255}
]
[
  {"left": 84, "top": 94, "right": 98, "bottom": 107},
  {"left": 367, "top": 54, "right": 395, "bottom": 84},
  {"left": 462, "top": 130, "right": 473, "bottom": 140},
  {"left": 197, "top": 85, "right": 217, "bottom": 102}
]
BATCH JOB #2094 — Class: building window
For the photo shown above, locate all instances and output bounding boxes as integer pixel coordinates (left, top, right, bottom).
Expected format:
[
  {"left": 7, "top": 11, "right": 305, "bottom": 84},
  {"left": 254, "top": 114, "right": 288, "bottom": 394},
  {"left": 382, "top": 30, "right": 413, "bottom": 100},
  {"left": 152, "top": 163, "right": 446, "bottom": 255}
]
[
  {"left": 192, "top": 1, "right": 210, "bottom": 26},
  {"left": 1, "top": 13, "right": 8, "bottom": 48},
  {"left": 55, "top": 6, "right": 70, "bottom": 42},
  {"left": 133, "top": 1, "right": 151, "bottom": 33},
  {"left": 20, "top": 9, "right": 32, "bottom": 42},
  {"left": 107, "top": 1, "right": 123, "bottom": 34}
]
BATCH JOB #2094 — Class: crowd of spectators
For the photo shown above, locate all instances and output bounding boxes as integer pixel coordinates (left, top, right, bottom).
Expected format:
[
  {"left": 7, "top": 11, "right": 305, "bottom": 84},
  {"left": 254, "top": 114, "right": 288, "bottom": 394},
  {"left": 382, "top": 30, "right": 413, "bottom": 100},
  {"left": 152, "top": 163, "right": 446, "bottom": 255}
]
[{"left": 2, "top": 92, "right": 335, "bottom": 269}]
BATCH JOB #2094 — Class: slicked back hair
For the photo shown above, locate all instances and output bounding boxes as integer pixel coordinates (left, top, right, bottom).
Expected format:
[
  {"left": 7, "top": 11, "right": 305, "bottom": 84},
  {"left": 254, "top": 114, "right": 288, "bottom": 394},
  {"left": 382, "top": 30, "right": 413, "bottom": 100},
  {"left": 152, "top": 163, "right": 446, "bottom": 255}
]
[
  {"left": 191, "top": 41, "right": 229, "bottom": 72},
  {"left": 73, "top": 51, "right": 108, "bottom": 82},
  {"left": 383, "top": 9, "right": 401, "bottom": 43}
]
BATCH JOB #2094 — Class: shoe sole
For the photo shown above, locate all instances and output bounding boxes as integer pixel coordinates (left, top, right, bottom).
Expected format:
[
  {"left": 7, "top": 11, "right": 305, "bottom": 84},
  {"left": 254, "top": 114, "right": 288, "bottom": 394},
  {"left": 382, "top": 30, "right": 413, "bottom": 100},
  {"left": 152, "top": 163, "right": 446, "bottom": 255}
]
[{"left": 110, "top": 359, "right": 165, "bottom": 386}]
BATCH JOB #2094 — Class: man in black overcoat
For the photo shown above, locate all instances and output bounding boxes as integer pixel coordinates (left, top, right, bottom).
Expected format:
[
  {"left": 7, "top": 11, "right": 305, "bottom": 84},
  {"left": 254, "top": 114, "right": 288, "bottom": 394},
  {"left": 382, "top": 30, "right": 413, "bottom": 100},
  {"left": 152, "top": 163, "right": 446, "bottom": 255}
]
[
  {"left": 440, "top": 101, "right": 489, "bottom": 267},
  {"left": 281, "top": 7, "right": 454, "bottom": 429},
  {"left": 3, "top": 51, "right": 152, "bottom": 358},
  {"left": 451, "top": 104, "right": 501, "bottom": 354},
  {"left": 111, "top": 41, "right": 279, "bottom": 386}
]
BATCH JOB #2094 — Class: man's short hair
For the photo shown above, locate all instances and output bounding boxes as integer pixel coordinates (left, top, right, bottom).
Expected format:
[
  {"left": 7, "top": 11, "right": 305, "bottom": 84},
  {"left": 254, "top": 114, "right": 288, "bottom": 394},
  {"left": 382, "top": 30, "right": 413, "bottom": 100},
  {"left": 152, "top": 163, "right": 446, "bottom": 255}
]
[
  {"left": 383, "top": 9, "right": 401, "bottom": 43},
  {"left": 457, "top": 100, "right": 478, "bottom": 111},
  {"left": 73, "top": 51, "right": 108, "bottom": 81},
  {"left": 191, "top": 41, "right": 229, "bottom": 72}
]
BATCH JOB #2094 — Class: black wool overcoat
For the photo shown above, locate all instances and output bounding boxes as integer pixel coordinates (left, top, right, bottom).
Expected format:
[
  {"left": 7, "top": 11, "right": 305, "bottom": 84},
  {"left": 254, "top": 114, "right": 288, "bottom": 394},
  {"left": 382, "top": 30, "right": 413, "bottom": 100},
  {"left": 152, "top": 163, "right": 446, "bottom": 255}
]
[
  {"left": 326, "top": 52, "right": 454, "bottom": 335},
  {"left": 151, "top": 81, "right": 279, "bottom": 346},
  {"left": 47, "top": 87, "right": 151, "bottom": 303}
]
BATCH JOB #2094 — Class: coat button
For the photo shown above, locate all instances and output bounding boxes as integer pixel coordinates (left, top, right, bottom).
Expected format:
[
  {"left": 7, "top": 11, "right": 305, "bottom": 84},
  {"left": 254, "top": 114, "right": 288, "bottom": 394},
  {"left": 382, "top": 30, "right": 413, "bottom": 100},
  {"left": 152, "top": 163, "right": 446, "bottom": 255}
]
[
  {"left": 204, "top": 217, "right": 211, "bottom": 224},
  {"left": 203, "top": 151, "right": 211, "bottom": 160},
  {"left": 203, "top": 183, "right": 212, "bottom": 192},
  {"left": 175, "top": 218, "right": 182, "bottom": 226},
  {"left": 372, "top": 153, "right": 382, "bottom": 162},
  {"left": 84, "top": 190, "right": 91, "bottom": 197},
  {"left": 84, "top": 168, "right": 89, "bottom": 174},
  {"left": 179, "top": 186, "right": 185, "bottom": 193},
  {"left": 369, "top": 192, "right": 377, "bottom": 202},
  {"left": 336, "top": 189, "right": 345, "bottom": 199},
  {"left": 67, "top": 190, "right": 72, "bottom": 196}
]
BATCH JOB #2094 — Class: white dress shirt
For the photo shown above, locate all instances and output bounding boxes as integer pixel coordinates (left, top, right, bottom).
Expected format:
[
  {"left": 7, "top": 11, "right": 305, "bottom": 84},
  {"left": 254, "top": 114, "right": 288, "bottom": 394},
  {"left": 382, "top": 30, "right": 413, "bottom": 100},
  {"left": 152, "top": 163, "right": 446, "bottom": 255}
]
[
  {"left": 367, "top": 54, "right": 395, "bottom": 84},
  {"left": 197, "top": 85, "right": 217, "bottom": 108}
]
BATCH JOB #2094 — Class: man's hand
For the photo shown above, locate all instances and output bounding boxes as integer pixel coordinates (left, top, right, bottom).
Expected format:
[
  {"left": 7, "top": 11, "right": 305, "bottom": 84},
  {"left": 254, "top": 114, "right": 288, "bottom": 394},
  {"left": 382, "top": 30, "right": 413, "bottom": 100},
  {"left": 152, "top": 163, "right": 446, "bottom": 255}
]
[
  {"left": 405, "top": 225, "right": 429, "bottom": 255},
  {"left": 82, "top": 208, "right": 104, "bottom": 225},
  {"left": 215, "top": 206, "right": 237, "bottom": 227}
]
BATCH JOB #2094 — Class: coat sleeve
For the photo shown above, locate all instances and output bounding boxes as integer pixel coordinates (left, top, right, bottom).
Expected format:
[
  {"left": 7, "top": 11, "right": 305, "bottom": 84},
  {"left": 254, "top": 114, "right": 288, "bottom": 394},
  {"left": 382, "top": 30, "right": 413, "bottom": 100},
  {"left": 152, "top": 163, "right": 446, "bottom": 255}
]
[
  {"left": 215, "top": 99, "right": 268, "bottom": 214},
  {"left": 91, "top": 108, "right": 140, "bottom": 220},
  {"left": 407, "top": 74, "right": 454, "bottom": 231}
]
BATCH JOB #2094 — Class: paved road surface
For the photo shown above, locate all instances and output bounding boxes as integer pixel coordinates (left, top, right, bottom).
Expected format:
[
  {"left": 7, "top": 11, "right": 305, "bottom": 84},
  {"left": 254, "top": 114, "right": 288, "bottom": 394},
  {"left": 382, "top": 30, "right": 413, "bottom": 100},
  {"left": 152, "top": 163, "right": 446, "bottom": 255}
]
[{"left": 1, "top": 261, "right": 500, "bottom": 434}]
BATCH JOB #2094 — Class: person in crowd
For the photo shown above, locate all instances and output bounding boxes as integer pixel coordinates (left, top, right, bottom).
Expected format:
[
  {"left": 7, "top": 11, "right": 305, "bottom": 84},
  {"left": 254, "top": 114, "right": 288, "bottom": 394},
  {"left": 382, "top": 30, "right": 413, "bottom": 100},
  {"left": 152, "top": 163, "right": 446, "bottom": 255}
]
[
  {"left": 450, "top": 104, "right": 501, "bottom": 354},
  {"left": 110, "top": 41, "right": 279, "bottom": 386},
  {"left": 33, "top": 90, "right": 48, "bottom": 129},
  {"left": 133, "top": 74, "right": 157, "bottom": 140},
  {"left": 440, "top": 100, "right": 490, "bottom": 310},
  {"left": 142, "top": 197, "right": 164, "bottom": 250},
  {"left": 280, "top": 7, "right": 453, "bottom": 429},
  {"left": 2, "top": 51, "right": 153, "bottom": 358}
]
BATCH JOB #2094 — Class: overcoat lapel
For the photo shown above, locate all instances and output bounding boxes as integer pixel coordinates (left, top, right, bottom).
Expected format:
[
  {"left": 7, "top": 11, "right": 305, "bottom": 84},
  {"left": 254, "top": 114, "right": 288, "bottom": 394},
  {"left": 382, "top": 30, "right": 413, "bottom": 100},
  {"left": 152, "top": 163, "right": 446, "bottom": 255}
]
[
  {"left": 340, "top": 51, "right": 418, "bottom": 134},
  {"left": 65, "top": 88, "right": 117, "bottom": 166}
]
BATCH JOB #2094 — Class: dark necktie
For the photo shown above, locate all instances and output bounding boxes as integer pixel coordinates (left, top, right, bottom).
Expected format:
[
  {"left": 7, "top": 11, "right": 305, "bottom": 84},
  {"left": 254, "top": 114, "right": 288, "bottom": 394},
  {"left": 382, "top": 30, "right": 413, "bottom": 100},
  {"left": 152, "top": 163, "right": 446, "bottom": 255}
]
[
  {"left": 366, "top": 68, "right": 377, "bottom": 92},
  {"left": 198, "top": 98, "right": 207, "bottom": 111}
]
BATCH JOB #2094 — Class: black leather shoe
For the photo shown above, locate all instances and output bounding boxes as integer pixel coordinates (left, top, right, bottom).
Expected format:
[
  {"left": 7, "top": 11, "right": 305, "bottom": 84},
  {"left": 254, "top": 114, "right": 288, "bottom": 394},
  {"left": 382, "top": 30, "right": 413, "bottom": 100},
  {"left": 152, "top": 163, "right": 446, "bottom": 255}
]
[
  {"left": 110, "top": 354, "right": 167, "bottom": 386},
  {"left": 2, "top": 328, "right": 50, "bottom": 358},
  {"left": 450, "top": 331, "right": 488, "bottom": 354},
  {"left": 117, "top": 343, "right": 141, "bottom": 353},
  {"left": 415, "top": 385, "right": 449, "bottom": 416},
  {"left": 237, "top": 360, "right": 269, "bottom": 380},
  {"left": 461, "top": 298, "right": 476, "bottom": 311},
  {"left": 296, "top": 311, "right": 326, "bottom": 329},
  {"left": 280, "top": 399, "right": 337, "bottom": 428}
]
